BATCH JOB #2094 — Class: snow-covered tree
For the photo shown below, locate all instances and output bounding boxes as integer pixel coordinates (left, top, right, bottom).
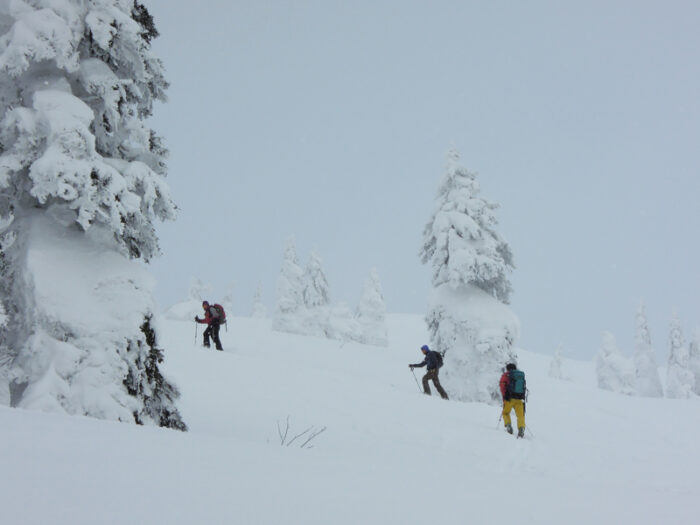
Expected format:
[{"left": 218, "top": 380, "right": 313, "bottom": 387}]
[
  {"left": 251, "top": 282, "right": 267, "bottom": 318},
  {"left": 355, "top": 268, "right": 388, "bottom": 346},
  {"left": 188, "top": 278, "right": 210, "bottom": 302},
  {"left": 325, "top": 301, "right": 359, "bottom": 343},
  {"left": 0, "top": 1, "right": 184, "bottom": 429},
  {"left": 303, "top": 251, "right": 330, "bottom": 309},
  {"left": 420, "top": 149, "right": 518, "bottom": 403},
  {"left": 300, "top": 250, "right": 331, "bottom": 336},
  {"left": 595, "top": 331, "right": 635, "bottom": 395},
  {"left": 689, "top": 328, "right": 700, "bottom": 396},
  {"left": 273, "top": 236, "right": 305, "bottom": 334},
  {"left": 164, "top": 278, "right": 211, "bottom": 321},
  {"left": 549, "top": 345, "right": 564, "bottom": 380},
  {"left": 421, "top": 149, "right": 514, "bottom": 303},
  {"left": 666, "top": 314, "right": 694, "bottom": 398},
  {"left": 221, "top": 282, "right": 235, "bottom": 315},
  {"left": 633, "top": 303, "right": 663, "bottom": 397}
]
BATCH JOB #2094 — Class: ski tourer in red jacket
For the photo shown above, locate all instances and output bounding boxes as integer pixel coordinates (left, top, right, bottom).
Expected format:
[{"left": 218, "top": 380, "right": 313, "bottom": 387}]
[{"left": 195, "top": 301, "right": 224, "bottom": 350}]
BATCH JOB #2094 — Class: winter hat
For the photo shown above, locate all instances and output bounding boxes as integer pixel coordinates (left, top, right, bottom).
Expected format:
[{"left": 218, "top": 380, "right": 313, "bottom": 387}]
[
  {"left": 506, "top": 363, "right": 516, "bottom": 371},
  {"left": 421, "top": 345, "right": 430, "bottom": 352},
  {"left": 202, "top": 301, "right": 209, "bottom": 307}
]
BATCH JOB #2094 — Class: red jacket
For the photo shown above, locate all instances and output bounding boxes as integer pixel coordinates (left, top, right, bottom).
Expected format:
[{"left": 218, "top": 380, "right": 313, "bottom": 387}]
[
  {"left": 499, "top": 372, "right": 509, "bottom": 400},
  {"left": 196, "top": 305, "right": 221, "bottom": 325}
]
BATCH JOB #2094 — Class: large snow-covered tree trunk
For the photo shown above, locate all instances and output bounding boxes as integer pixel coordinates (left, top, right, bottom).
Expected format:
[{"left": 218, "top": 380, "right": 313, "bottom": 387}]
[
  {"left": 429, "top": 284, "right": 518, "bottom": 403},
  {"left": 2, "top": 213, "right": 185, "bottom": 429},
  {"left": 0, "top": 1, "right": 185, "bottom": 429}
]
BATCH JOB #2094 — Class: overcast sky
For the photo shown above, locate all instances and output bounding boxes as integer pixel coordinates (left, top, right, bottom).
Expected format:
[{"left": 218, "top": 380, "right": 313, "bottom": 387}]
[{"left": 146, "top": 0, "right": 699, "bottom": 360}]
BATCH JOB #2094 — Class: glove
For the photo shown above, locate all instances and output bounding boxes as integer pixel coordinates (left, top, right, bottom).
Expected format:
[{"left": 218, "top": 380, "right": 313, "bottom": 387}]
[
  {"left": 409, "top": 364, "right": 414, "bottom": 369},
  {"left": 194, "top": 316, "right": 199, "bottom": 322}
]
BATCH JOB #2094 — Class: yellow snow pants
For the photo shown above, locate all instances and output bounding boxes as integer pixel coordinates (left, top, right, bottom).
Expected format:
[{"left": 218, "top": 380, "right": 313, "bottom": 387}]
[{"left": 502, "top": 399, "right": 525, "bottom": 429}]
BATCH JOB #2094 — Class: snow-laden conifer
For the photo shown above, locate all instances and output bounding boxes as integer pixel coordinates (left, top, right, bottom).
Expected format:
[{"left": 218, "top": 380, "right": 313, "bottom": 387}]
[
  {"left": 189, "top": 278, "right": 210, "bottom": 302},
  {"left": 251, "top": 283, "right": 267, "bottom": 318},
  {"left": 595, "top": 331, "right": 635, "bottom": 395},
  {"left": 221, "top": 282, "right": 235, "bottom": 317},
  {"left": 0, "top": 0, "right": 174, "bottom": 260},
  {"left": 633, "top": 303, "right": 663, "bottom": 397},
  {"left": 303, "top": 251, "right": 330, "bottom": 309},
  {"left": 549, "top": 345, "right": 564, "bottom": 380},
  {"left": 420, "top": 149, "right": 518, "bottom": 403},
  {"left": 421, "top": 149, "right": 514, "bottom": 303},
  {"left": 356, "top": 268, "right": 388, "bottom": 346},
  {"left": 0, "top": 0, "right": 184, "bottom": 429},
  {"left": 689, "top": 328, "right": 700, "bottom": 396},
  {"left": 273, "top": 236, "right": 305, "bottom": 334},
  {"left": 164, "top": 278, "right": 211, "bottom": 321},
  {"left": 300, "top": 250, "right": 331, "bottom": 336},
  {"left": 666, "top": 314, "right": 694, "bottom": 398}
]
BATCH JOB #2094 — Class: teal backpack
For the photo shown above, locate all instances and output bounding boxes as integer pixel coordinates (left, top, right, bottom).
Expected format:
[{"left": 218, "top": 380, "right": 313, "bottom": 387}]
[{"left": 508, "top": 369, "right": 526, "bottom": 398}]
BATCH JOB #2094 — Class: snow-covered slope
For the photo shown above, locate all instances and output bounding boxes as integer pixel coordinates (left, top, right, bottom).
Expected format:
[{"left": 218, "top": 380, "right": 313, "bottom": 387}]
[{"left": 2, "top": 314, "right": 696, "bottom": 524}]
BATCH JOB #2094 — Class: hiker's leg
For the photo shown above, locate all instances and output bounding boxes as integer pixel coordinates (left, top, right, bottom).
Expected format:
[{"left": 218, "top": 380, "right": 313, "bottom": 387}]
[
  {"left": 432, "top": 370, "right": 449, "bottom": 399},
  {"left": 421, "top": 371, "right": 432, "bottom": 395},
  {"left": 514, "top": 399, "right": 525, "bottom": 430},
  {"left": 502, "top": 400, "right": 514, "bottom": 426},
  {"left": 212, "top": 323, "right": 223, "bottom": 350},
  {"left": 203, "top": 325, "right": 212, "bottom": 347}
]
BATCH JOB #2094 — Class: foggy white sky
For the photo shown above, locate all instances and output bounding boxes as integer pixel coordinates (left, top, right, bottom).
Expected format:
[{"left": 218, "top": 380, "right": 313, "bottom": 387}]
[{"left": 146, "top": 0, "right": 700, "bottom": 360}]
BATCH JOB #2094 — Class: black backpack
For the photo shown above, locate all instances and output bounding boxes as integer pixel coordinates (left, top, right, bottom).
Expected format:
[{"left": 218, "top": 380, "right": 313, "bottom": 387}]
[{"left": 434, "top": 352, "right": 444, "bottom": 368}]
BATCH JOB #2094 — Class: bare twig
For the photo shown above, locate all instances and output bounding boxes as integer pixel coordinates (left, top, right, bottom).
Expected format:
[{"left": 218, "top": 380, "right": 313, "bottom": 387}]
[
  {"left": 276, "top": 417, "right": 327, "bottom": 449},
  {"left": 300, "top": 426, "right": 327, "bottom": 448},
  {"left": 276, "top": 415, "right": 290, "bottom": 445},
  {"left": 286, "top": 426, "right": 313, "bottom": 447}
]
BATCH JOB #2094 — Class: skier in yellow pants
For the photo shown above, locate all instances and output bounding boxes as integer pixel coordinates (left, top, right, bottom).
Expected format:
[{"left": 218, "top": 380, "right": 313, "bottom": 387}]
[{"left": 499, "top": 363, "right": 526, "bottom": 438}]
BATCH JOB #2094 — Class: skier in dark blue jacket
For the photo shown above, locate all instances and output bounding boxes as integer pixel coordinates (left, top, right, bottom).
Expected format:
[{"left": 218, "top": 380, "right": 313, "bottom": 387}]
[{"left": 409, "top": 345, "right": 449, "bottom": 399}]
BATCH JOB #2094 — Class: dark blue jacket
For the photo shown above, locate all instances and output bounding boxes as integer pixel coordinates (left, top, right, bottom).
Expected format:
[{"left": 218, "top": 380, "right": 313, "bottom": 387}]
[{"left": 412, "top": 351, "right": 440, "bottom": 371}]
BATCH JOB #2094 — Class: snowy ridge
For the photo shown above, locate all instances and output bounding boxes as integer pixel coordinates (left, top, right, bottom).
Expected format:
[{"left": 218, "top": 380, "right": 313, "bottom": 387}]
[{"left": 2, "top": 313, "right": 697, "bottom": 524}]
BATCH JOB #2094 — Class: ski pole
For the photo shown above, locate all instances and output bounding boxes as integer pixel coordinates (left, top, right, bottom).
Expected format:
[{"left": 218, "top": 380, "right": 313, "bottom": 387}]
[
  {"left": 194, "top": 321, "right": 198, "bottom": 345},
  {"left": 410, "top": 368, "right": 422, "bottom": 393}
]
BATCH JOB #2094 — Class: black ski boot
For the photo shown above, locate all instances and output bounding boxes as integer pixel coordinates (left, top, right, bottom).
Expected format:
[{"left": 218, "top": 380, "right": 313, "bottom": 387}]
[
  {"left": 505, "top": 423, "right": 513, "bottom": 435},
  {"left": 517, "top": 427, "right": 525, "bottom": 438}
]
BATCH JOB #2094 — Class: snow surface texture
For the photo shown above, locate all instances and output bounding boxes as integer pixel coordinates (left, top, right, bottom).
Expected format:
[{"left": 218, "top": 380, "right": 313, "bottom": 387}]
[{"left": 2, "top": 314, "right": 697, "bottom": 525}]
